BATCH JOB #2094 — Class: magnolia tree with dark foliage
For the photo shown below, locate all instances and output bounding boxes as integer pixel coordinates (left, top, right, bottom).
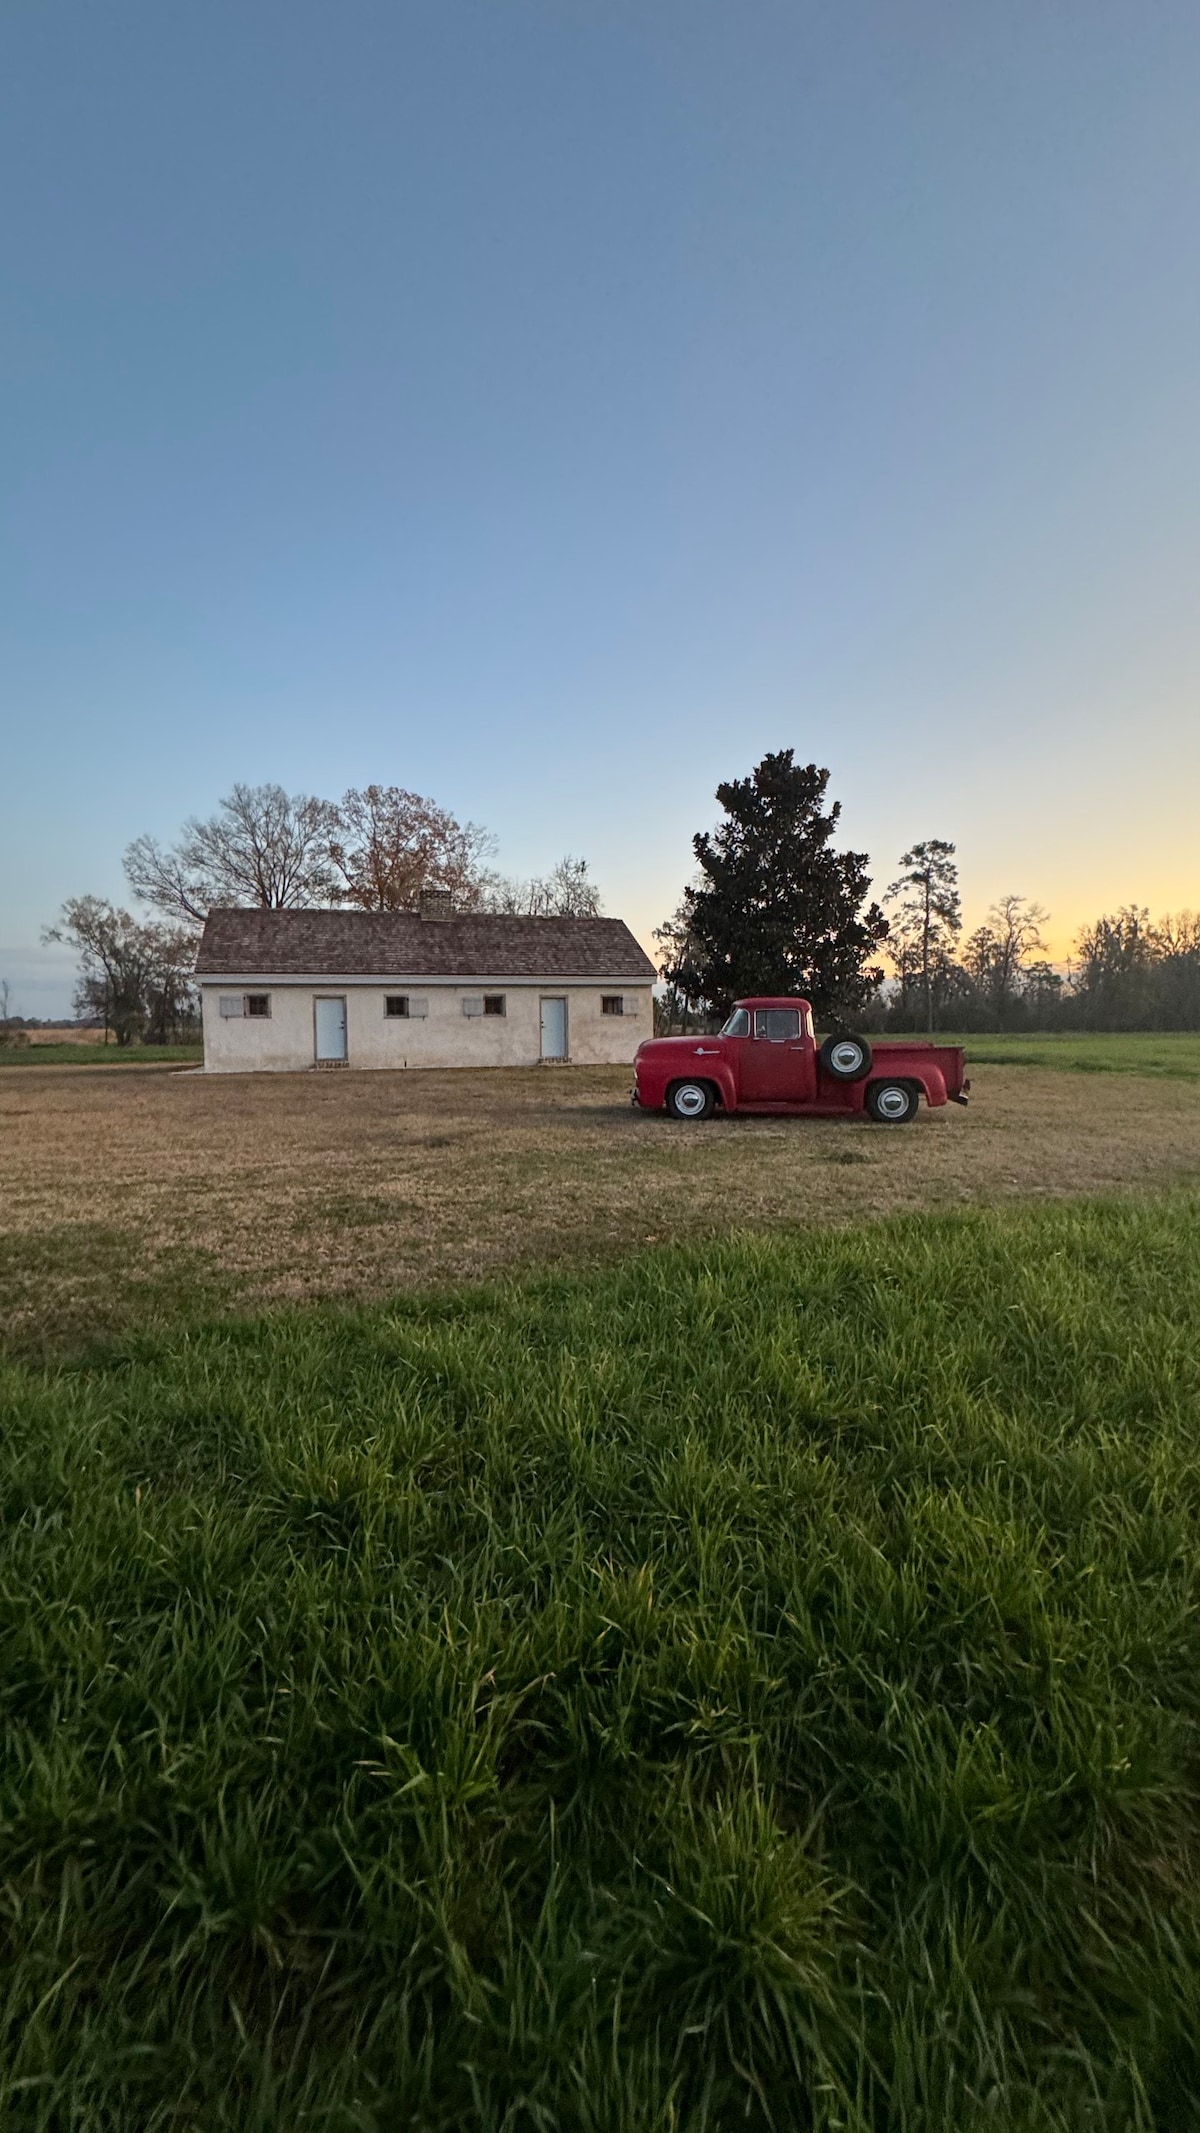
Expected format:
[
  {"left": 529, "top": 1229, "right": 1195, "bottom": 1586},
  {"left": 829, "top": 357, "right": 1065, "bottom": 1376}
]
[{"left": 660, "top": 752, "right": 888, "bottom": 1023}]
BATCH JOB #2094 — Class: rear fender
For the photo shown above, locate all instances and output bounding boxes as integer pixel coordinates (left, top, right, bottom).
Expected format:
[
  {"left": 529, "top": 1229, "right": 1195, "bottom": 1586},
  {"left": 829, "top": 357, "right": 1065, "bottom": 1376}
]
[
  {"left": 869, "top": 1067, "right": 946, "bottom": 1110},
  {"left": 911, "top": 1068, "right": 947, "bottom": 1108}
]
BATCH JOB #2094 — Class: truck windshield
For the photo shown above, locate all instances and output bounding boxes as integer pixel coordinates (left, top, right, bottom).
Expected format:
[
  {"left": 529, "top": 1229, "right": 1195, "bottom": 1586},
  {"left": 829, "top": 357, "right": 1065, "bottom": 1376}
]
[{"left": 720, "top": 1008, "right": 750, "bottom": 1036}]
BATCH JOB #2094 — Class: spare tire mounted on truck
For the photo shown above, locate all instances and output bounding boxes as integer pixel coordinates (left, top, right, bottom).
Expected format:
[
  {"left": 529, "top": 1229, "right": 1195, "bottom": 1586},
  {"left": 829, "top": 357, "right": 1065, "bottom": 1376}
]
[{"left": 818, "top": 1033, "right": 872, "bottom": 1082}]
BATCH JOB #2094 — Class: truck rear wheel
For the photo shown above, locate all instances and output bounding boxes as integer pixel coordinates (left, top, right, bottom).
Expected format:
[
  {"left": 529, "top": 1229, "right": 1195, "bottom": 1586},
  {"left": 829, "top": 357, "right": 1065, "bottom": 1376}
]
[
  {"left": 666, "top": 1079, "right": 716, "bottom": 1121},
  {"left": 819, "top": 1033, "right": 873, "bottom": 1082},
  {"left": 866, "top": 1079, "right": 919, "bottom": 1124}
]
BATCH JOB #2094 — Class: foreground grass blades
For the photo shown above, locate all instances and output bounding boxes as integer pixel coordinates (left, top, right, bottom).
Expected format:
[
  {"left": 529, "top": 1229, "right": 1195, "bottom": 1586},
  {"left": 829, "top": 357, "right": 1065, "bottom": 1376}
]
[{"left": 3, "top": 1193, "right": 1200, "bottom": 2128}]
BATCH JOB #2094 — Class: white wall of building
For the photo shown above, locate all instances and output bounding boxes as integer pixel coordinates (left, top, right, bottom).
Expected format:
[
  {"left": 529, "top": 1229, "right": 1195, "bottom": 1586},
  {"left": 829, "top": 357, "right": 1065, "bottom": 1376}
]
[{"left": 200, "top": 981, "right": 651, "bottom": 1073}]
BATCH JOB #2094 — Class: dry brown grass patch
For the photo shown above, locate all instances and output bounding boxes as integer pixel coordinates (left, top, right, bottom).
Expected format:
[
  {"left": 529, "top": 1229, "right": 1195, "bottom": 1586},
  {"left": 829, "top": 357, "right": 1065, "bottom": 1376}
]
[{"left": 3, "top": 1059, "right": 1198, "bottom": 1350}]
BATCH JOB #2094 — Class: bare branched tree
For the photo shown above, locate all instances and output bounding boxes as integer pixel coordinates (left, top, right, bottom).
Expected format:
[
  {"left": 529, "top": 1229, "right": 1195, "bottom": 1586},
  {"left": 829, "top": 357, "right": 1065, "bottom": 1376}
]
[
  {"left": 43, "top": 898, "right": 197, "bottom": 1047},
  {"left": 652, "top": 897, "right": 709, "bottom": 1032},
  {"left": 1070, "top": 907, "right": 1157, "bottom": 1030},
  {"left": 1149, "top": 910, "right": 1200, "bottom": 960},
  {"left": 327, "top": 786, "right": 494, "bottom": 911},
  {"left": 963, "top": 894, "right": 1049, "bottom": 1019},
  {"left": 482, "top": 855, "right": 602, "bottom": 918},
  {"left": 125, "top": 784, "right": 339, "bottom": 924}
]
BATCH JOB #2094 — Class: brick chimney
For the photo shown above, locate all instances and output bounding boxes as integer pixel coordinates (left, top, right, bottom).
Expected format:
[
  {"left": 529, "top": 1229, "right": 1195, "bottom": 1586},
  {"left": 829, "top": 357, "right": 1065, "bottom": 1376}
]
[{"left": 419, "top": 887, "right": 454, "bottom": 921}]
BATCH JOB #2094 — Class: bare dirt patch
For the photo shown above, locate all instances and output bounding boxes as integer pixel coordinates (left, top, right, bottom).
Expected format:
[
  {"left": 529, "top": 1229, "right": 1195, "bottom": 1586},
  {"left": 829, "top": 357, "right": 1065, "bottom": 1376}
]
[{"left": 3, "top": 1059, "right": 1198, "bottom": 1351}]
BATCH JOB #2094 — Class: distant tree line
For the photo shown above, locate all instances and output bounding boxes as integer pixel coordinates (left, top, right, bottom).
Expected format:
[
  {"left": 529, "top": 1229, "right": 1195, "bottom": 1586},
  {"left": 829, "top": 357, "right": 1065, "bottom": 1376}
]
[
  {"left": 42, "top": 783, "right": 602, "bottom": 1045},
  {"left": 906, "top": 904, "right": 1200, "bottom": 1035},
  {"left": 34, "top": 758, "right": 1198, "bottom": 1045},
  {"left": 878, "top": 867, "right": 1200, "bottom": 1034},
  {"left": 655, "top": 751, "right": 1198, "bottom": 1035}
]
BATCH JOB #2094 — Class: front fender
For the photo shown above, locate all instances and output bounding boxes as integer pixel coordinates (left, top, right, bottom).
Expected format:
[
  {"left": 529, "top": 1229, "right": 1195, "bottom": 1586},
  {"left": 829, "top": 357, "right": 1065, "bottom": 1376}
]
[
  {"left": 641, "top": 1054, "right": 737, "bottom": 1113},
  {"left": 678, "top": 1050, "right": 737, "bottom": 1111},
  {"left": 708, "top": 1066, "right": 738, "bottom": 1112}
]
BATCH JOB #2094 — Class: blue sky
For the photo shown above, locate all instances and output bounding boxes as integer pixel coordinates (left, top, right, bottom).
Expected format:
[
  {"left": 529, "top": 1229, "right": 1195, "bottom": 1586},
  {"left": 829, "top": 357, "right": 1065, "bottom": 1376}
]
[{"left": 3, "top": 1, "right": 1199, "bottom": 1013}]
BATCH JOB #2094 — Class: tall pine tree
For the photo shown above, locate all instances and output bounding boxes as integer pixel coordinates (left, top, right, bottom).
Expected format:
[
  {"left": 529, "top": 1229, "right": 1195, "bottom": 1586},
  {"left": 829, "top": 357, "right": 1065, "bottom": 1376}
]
[
  {"left": 677, "top": 751, "right": 888, "bottom": 1021},
  {"left": 884, "top": 839, "right": 962, "bottom": 1033}
]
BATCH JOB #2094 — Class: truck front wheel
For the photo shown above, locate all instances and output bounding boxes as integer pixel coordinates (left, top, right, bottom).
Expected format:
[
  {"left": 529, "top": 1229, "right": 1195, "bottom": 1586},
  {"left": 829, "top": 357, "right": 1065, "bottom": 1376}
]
[
  {"left": 866, "top": 1079, "right": 919, "bottom": 1124},
  {"left": 666, "top": 1079, "right": 716, "bottom": 1121}
]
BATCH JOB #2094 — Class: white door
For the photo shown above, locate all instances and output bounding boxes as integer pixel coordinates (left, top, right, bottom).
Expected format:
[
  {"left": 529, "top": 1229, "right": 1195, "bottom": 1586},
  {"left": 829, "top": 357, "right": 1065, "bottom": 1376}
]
[
  {"left": 314, "top": 996, "right": 347, "bottom": 1062},
  {"left": 540, "top": 996, "right": 568, "bottom": 1060}
]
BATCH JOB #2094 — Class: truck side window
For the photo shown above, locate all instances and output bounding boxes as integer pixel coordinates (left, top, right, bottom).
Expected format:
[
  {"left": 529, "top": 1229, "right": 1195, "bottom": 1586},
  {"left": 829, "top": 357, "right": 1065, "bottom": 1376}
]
[
  {"left": 720, "top": 1008, "right": 751, "bottom": 1036},
  {"left": 754, "top": 1008, "right": 801, "bottom": 1041}
]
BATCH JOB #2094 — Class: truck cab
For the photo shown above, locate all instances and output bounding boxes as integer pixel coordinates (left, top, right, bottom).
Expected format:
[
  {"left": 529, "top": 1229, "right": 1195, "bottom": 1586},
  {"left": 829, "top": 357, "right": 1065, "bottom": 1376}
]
[{"left": 632, "top": 997, "right": 969, "bottom": 1124}]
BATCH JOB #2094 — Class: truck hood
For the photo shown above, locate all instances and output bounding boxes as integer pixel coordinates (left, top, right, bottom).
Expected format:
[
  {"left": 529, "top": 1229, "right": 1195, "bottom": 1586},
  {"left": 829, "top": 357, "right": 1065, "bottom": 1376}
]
[{"left": 636, "top": 1035, "right": 724, "bottom": 1062}]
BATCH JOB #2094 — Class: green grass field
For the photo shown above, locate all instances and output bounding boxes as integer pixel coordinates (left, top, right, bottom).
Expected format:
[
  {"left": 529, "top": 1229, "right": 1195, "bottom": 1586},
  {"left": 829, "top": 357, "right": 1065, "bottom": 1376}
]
[
  {"left": 6, "top": 1032, "right": 1196, "bottom": 1076},
  {"left": 4, "top": 1191, "right": 1200, "bottom": 2129},
  {"left": 0, "top": 1041, "right": 202, "bottom": 1067},
  {"left": 934, "top": 1031, "right": 1200, "bottom": 1079}
]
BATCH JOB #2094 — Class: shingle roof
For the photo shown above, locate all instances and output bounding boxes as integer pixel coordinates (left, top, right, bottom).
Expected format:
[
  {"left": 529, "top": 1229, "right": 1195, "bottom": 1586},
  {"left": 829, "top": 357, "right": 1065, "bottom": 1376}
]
[{"left": 195, "top": 908, "right": 658, "bottom": 982}]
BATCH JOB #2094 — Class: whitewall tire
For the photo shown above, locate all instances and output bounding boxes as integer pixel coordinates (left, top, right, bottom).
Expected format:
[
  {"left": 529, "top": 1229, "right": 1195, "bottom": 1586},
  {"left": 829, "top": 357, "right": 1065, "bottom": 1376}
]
[
  {"left": 866, "top": 1080, "right": 919, "bottom": 1125},
  {"left": 819, "top": 1034, "right": 873, "bottom": 1082},
  {"left": 666, "top": 1080, "right": 716, "bottom": 1121}
]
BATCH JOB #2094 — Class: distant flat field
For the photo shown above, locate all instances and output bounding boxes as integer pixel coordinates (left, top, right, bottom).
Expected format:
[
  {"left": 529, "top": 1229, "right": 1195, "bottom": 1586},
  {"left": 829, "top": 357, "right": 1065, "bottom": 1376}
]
[
  {"left": 3, "top": 1054, "right": 1198, "bottom": 1356},
  {"left": 14, "top": 1024, "right": 99, "bottom": 1044},
  {"left": 0, "top": 1039, "right": 201, "bottom": 1066},
  {"left": 929, "top": 1031, "right": 1200, "bottom": 1078}
]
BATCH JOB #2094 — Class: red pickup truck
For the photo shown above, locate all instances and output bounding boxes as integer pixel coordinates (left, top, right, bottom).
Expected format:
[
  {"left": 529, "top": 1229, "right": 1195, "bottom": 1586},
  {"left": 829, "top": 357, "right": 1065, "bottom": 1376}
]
[{"left": 632, "top": 998, "right": 969, "bottom": 1124}]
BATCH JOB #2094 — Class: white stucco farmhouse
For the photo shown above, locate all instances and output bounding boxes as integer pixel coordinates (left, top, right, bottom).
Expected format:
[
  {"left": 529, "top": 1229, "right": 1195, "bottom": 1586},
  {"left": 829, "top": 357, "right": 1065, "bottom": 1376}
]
[{"left": 195, "top": 900, "right": 657, "bottom": 1073}]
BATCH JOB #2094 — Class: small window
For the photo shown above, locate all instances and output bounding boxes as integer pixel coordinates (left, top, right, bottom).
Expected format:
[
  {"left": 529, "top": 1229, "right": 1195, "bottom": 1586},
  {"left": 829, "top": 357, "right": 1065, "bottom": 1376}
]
[
  {"left": 385, "top": 995, "right": 409, "bottom": 1018},
  {"left": 218, "top": 995, "right": 243, "bottom": 1019},
  {"left": 754, "top": 1008, "right": 800, "bottom": 1042},
  {"left": 721, "top": 1008, "right": 750, "bottom": 1037},
  {"left": 245, "top": 994, "right": 271, "bottom": 1019},
  {"left": 483, "top": 994, "right": 506, "bottom": 1016},
  {"left": 601, "top": 995, "right": 624, "bottom": 1016},
  {"left": 462, "top": 996, "right": 483, "bottom": 1017}
]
